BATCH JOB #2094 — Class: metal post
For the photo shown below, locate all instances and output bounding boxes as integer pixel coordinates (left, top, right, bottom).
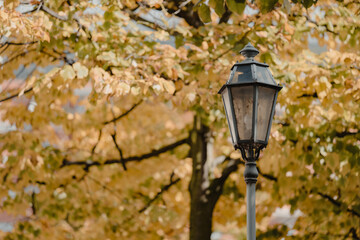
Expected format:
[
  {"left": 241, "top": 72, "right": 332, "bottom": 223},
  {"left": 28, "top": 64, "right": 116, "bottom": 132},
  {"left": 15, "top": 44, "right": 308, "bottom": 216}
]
[
  {"left": 246, "top": 182, "right": 256, "bottom": 240},
  {"left": 244, "top": 157, "right": 258, "bottom": 240}
]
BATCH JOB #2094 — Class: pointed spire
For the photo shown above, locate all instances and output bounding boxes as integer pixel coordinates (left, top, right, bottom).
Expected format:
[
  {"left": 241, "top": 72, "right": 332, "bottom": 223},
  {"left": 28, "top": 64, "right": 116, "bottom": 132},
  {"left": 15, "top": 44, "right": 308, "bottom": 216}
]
[{"left": 240, "top": 43, "right": 259, "bottom": 59}]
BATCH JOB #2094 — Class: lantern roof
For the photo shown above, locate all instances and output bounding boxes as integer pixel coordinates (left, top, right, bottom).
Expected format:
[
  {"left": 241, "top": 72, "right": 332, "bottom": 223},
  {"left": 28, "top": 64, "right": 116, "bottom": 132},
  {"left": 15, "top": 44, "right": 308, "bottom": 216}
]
[{"left": 219, "top": 43, "right": 281, "bottom": 94}]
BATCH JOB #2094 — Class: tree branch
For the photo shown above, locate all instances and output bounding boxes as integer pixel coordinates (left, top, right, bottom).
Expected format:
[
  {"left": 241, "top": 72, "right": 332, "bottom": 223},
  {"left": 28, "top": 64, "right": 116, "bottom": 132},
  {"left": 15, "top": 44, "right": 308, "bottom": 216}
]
[
  {"left": 292, "top": 13, "right": 338, "bottom": 35},
  {"left": 60, "top": 137, "right": 189, "bottom": 169},
  {"left": 103, "top": 100, "right": 143, "bottom": 125},
  {"left": 297, "top": 92, "right": 318, "bottom": 98},
  {"left": 0, "top": 88, "right": 33, "bottom": 103},
  {"left": 317, "top": 192, "right": 360, "bottom": 218},
  {"left": 138, "top": 171, "right": 180, "bottom": 213},
  {"left": 209, "top": 159, "right": 241, "bottom": 194},
  {"left": 111, "top": 133, "right": 127, "bottom": 171},
  {"left": 41, "top": 5, "right": 68, "bottom": 21},
  {"left": 257, "top": 166, "right": 278, "bottom": 182},
  {"left": 0, "top": 41, "right": 38, "bottom": 48},
  {"left": 31, "top": 192, "right": 36, "bottom": 215},
  {"left": 86, "top": 175, "right": 122, "bottom": 200},
  {"left": 219, "top": 5, "right": 232, "bottom": 24},
  {"left": 91, "top": 129, "right": 102, "bottom": 155},
  {"left": 335, "top": 131, "right": 358, "bottom": 138},
  {"left": 0, "top": 49, "right": 36, "bottom": 68}
]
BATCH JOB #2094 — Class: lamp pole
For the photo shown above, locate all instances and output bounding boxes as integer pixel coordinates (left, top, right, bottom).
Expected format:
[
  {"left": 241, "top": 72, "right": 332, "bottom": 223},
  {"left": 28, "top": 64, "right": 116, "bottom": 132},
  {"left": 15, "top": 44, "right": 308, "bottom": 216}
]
[
  {"left": 244, "top": 150, "right": 258, "bottom": 240},
  {"left": 218, "top": 43, "right": 282, "bottom": 240}
]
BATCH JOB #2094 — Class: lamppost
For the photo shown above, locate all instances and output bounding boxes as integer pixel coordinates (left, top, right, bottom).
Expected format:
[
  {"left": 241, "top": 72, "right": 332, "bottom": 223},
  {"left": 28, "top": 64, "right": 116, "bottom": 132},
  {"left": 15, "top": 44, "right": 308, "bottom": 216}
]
[{"left": 218, "top": 43, "right": 282, "bottom": 240}]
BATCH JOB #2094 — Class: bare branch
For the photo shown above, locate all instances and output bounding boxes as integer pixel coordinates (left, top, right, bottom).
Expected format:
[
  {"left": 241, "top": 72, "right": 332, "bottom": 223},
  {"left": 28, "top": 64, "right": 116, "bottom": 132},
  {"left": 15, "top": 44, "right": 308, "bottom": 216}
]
[
  {"left": 60, "top": 137, "right": 189, "bottom": 169},
  {"left": 256, "top": 166, "right": 278, "bottom": 182},
  {"left": 335, "top": 131, "right": 358, "bottom": 138},
  {"left": 86, "top": 175, "right": 122, "bottom": 200},
  {"left": 103, "top": 100, "right": 143, "bottom": 125},
  {"left": 0, "top": 88, "right": 33, "bottom": 103},
  {"left": 0, "top": 44, "right": 10, "bottom": 55},
  {"left": 138, "top": 171, "right": 180, "bottom": 213},
  {"left": 209, "top": 159, "right": 241, "bottom": 194},
  {"left": 41, "top": 5, "right": 68, "bottom": 21},
  {"left": 91, "top": 129, "right": 102, "bottom": 155},
  {"left": 292, "top": 13, "right": 338, "bottom": 35},
  {"left": 31, "top": 192, "right": 36, "bottom": 216},
  {"left": 111, "top": 133, "right": 127, "bottom": 171},
  {"left": 219, "top": 5, "right": 232, "bottom": 24},
  {"left": 317, "top": 192, "right": 360, "bottom": 218},
  {"left": 0, "top": 41, "right": 38, "bottom": 48},
  {"left": 0, "top": 49, "right": 36, "bottom": 68}
]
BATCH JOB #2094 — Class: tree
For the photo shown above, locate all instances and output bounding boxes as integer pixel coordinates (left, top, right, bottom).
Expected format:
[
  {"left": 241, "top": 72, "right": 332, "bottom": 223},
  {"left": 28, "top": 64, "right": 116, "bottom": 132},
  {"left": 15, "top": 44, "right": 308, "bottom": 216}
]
[{"left": 0, "top": 0, "right": 359, "bottom": 239}]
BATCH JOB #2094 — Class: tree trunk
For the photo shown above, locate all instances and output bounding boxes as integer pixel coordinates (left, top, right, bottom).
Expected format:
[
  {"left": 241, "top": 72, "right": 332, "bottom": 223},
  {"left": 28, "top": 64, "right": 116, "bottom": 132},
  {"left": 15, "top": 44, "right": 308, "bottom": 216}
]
[
  {"left": 188, "top": 117, "right": 240, "bottom": 240},
  {"left": 189, "top": 118, "right": 212, "bottom": 240}
]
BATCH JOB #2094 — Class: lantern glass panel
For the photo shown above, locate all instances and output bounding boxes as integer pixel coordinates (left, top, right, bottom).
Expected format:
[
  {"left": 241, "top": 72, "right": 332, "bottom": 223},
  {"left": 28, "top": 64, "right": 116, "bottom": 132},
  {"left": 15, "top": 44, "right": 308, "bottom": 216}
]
[
  {"left": 230, "top": 65, "right": 253, "bottom": 83},
  {"left": 256, "top": 66, "right": 274, "bottom": 85},
  {"left": 231, "top": 86, "right": 253, "bottom": 140},
  {"left": 222, "top": 88, "right": 237, "bottom": 144},
  {"left": 256, "top": 86, "right": 276, "bottom": 142}
]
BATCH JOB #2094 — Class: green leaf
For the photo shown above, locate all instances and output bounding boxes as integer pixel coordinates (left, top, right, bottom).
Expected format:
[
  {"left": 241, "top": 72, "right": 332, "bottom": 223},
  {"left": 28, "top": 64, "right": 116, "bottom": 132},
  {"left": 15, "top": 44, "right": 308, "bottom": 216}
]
[
  {"left": 198, "top": 4, "right": 211, "bottom": 23},
  {"left": 175, "top": 35, "right": 184, "bottom": 48},
  {"left": 302, "top": 0, "right": 316, "bottom": 8},
  {"left": 305, "top": 153, "right": 313, "bottom": 164},
  {"left": 226, "top": 0, "right": 245, "bottom": 15},
  {"left": 209, "top": 0, "right": 225, "bottom": 17},
  {"left": 259, "top": 0, "right": 278, "bottom": 13}
]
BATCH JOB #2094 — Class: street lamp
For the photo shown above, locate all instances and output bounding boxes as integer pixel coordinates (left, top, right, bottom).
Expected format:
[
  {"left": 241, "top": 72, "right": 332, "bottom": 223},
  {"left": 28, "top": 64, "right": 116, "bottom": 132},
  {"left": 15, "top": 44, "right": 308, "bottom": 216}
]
[{"left": 218, "top": 43, "right": 282, "bottom": 240}]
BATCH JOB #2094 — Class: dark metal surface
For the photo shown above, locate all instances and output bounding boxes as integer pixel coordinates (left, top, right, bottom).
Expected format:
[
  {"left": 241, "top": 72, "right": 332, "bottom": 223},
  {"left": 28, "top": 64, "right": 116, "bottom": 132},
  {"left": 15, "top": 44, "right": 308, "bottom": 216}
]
[{"left": 240, "top": 42, "right": 260, "bottom": 59}]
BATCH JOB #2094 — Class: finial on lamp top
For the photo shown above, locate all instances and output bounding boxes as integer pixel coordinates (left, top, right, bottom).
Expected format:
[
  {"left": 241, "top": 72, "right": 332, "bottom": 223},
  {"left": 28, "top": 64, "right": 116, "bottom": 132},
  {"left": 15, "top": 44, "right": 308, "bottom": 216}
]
[{"left": 240, "top": 43, "right": 259, "bottom": 59}]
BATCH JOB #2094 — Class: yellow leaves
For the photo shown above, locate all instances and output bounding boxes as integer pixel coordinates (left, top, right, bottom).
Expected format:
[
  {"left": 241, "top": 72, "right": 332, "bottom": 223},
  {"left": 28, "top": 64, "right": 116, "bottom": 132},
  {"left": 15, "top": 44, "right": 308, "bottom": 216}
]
[
  {"left": 90, "top": 67, "right": 107, "bottom": 92},
  {"left": 73, "top": 62, "right": 89, "bottom": 79},
  {"left": 117, "top": 82, "right": 131, "bottom": 95},
  {"left": 143, "top": 0, "right": 164, "bottom": 7},
  {"left": 60, "top": 65, "right": 76, "bottom": 81},
  {"left": 161, "top": 79, "right": 176, "bottom": 95},
  {"left": 175, "top": 25, "right": 192, "bottom": 37},
  {"left": 313, "top": 76, "right": 332, "bottom": 99},
  {"left": 43, "top": 32, "right": 50, "bottom": 42},
  {"left": 90, "top": 67, "right": 133, "bottom": 96},
  {"left": 256, "top": 31, "right": 268, "bottom": 38},
  {"left": 284, "top": 21, "right": 295, "bottom": 35},
  {"left": 97, "top": 51, "right": 117, "bottom": 64},
  {"left": 131, "top": 86, "right": 141, "bottom": 95},
  {"left": 97, "top": 52, "right": 132, "bottom": 67},
  {"left": 153, "top": 30, "right": 170, "bottom": 41}
]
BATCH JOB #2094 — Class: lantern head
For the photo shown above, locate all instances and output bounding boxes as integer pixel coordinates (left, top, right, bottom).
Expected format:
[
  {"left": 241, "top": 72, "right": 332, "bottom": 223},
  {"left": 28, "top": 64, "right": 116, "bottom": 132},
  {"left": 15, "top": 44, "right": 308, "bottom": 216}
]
[{"left": 218, "top": 43, "right": 282, "bottom": 160}]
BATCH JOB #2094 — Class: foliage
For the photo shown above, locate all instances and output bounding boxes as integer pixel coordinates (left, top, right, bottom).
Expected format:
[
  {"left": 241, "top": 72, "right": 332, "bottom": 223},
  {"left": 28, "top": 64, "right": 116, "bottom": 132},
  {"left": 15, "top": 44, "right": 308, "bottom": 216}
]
[{"left": 0, "top": 0, "right": 359, "bottom": 239}]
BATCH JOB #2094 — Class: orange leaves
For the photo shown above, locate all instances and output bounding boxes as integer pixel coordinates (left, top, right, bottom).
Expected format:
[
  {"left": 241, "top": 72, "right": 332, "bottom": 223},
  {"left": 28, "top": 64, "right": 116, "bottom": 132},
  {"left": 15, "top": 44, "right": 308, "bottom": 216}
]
[
  {"left": 313, "top": 76, "right": 331, "bottom": 99},
  {"left": 73, "top": 62, "right": 89, "bottom": 79},
  {"left": 60, "top": 65, "right": 76, "bottom": 81},
  {"left": 0, "top": 8, "right": 51, "bottom": 43}
]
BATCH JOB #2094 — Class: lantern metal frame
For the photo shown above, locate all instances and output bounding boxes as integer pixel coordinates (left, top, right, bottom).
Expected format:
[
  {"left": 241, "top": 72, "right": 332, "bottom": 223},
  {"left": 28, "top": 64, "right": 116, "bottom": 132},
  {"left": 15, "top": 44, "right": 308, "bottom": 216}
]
[
  {"left": 218, "top": 43, "right": 282, "bottom": 240},
  {"left": 218, "top": 43, "right": 282, "bottom": 162}
]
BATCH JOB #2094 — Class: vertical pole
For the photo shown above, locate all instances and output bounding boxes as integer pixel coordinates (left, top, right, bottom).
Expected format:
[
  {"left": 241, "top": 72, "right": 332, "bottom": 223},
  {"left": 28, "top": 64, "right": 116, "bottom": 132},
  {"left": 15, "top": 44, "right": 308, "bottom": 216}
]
[
  {"left": 246, "top": 182, "right": 256, "bottom": 240},
  {"left": 244, "top": 158, "right": 258, "bottom": 240}
]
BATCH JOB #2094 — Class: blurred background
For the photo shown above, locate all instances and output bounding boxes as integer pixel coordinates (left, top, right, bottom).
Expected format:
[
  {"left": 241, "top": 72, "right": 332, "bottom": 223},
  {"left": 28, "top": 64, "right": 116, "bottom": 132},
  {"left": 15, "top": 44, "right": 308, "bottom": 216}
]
[{"left": 0, "top": 0, "right": 359, "bottom": 239}]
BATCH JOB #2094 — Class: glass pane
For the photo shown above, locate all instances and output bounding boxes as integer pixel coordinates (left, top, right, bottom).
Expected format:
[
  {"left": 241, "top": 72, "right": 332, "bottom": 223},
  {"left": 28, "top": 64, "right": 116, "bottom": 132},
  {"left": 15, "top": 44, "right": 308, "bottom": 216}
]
[
  {"left": 231, "top": 86, "right": 253, "bottom": 140},
  {"left": 256, "top": 86, "right": 276, "bottom": 142},
  {"left": 222, "top": 88, "right": 237, "bottom": 144},
  {"left": 256, "top": 66, "right": 274, "bottom": 84},
  {"left": 230, "top": 65, "right": 253, "bottom": 83}
]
